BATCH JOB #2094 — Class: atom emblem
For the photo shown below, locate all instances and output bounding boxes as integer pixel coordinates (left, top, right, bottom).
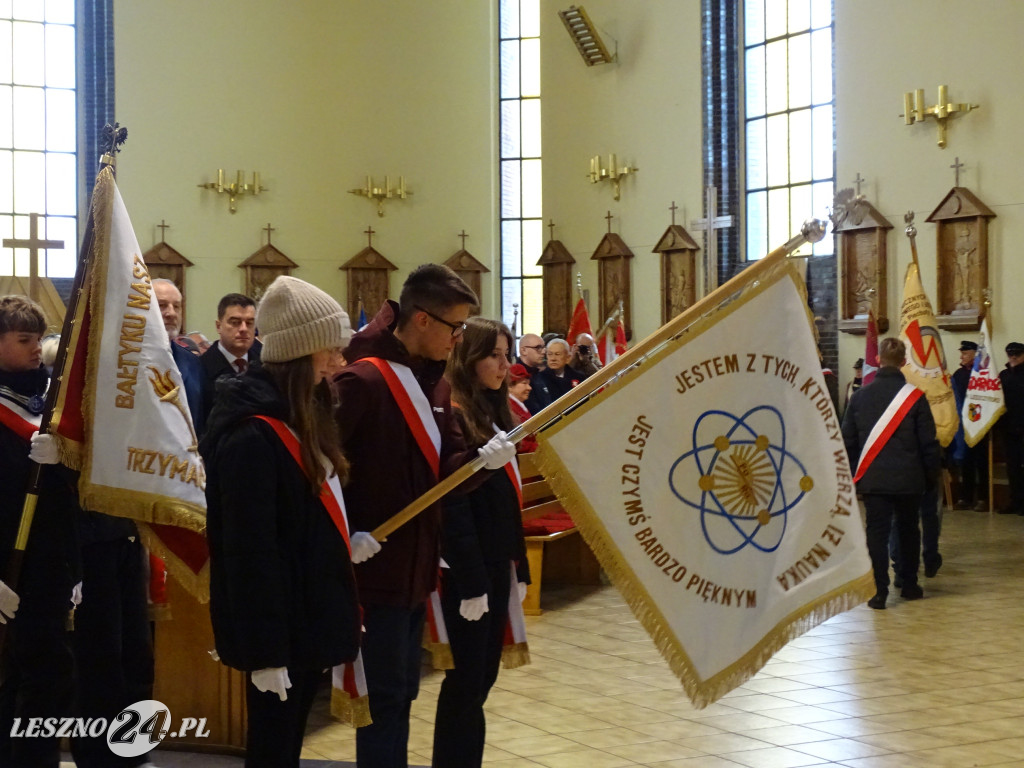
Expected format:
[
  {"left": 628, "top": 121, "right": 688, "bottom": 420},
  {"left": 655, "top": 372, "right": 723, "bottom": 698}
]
[{"left": 669, "top": 406, "right": 813, "bottom": 555}]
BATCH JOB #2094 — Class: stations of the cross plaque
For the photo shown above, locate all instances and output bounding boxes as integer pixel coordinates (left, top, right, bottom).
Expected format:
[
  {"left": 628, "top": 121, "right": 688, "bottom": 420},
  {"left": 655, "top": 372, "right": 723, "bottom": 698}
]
[{"left": 2, "top": 213, "right": 65, "bottom": 302}]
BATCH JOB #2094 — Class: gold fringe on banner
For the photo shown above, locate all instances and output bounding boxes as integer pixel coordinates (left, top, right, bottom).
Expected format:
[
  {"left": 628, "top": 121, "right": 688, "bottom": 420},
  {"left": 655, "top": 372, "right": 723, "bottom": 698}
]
[
  {"left": 136, "top": 521, "right": 210, "bottom": 604},
  {"left": 422, "top": 636, "right": 454, "bottom": 671},
  {"left": 501, "top": 642, "right": 531, "bottom": 670},
  {"left": 330, "top": 688, "right": 372, "bottom": 728},
  {"left": 533, "top": 263, "right": 875, "bottom": 709}
]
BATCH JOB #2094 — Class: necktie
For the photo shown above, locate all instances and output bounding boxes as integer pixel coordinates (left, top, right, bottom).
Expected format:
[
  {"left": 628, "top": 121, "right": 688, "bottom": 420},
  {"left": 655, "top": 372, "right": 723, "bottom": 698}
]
[{"left": 234, "top": 358, "right": 247, "bottom": 374}]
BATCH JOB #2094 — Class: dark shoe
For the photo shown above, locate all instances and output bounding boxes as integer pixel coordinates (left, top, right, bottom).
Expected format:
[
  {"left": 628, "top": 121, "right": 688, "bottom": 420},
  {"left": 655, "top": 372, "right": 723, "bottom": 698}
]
[
  {"left": 901, "top": 584, "right": 924, "bottom": 600},
  {"left": 954, "top": 500, "right": 971, "bottom": 510},
  {"left": 924, "top": 554, "right": 942, "bottom": 578},
  {"left": 975, "top": 500, "right": 989, "bottom": 512},
  {"left": 867, "top": 594, "right": 887, "bottom": 610}
]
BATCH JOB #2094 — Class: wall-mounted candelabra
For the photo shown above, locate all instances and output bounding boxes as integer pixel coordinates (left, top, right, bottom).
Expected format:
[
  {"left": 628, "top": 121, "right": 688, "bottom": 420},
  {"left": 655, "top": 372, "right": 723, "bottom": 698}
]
[
  {"left": 588, "top": 154, "right": 637, "bottom": 201},
  {"left": 901, "top": 85, "right": 979, "bottom": 149},
  {"left": 348, "top": 176, "right": 411, "bottom": 217},
  {"left": 197, "top": 170, "right": 267, "bottom": 213}
]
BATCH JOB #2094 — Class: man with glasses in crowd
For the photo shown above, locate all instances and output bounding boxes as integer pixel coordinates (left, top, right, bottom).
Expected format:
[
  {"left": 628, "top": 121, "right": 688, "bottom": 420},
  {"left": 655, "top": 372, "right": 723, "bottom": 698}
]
[
  {"left": 515, "top": 333, "right": 552, "bottom": 415},
  {"left": 334, "top": 264, "right": 516, "bottom": 767}
]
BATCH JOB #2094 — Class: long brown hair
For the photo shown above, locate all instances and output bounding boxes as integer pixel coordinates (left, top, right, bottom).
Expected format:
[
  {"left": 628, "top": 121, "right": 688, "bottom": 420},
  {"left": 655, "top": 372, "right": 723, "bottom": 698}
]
[
  {"left": 263, "top": 358, "right": 349, "bottom": 494},
  {"left": 446, "top": 317, "right": 515, "bottom": 446}
]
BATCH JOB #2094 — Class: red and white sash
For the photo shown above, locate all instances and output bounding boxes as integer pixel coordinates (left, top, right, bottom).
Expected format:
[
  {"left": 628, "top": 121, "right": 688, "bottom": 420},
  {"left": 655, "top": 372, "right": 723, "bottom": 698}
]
[
  {"left": 423, "top": 424, "right": 530, "bottom": 671},
  {"left": 0, "top": 394, "right": 41, "bottom": 442},
  {"left": 363, "top": 357, "right": 441, "bottom": 479},
  {"left": 250, "top": 416, "right": 371, "bottom": 728},
  {"left": 853, "top": 383, "right": 924, "bottom": 483}
]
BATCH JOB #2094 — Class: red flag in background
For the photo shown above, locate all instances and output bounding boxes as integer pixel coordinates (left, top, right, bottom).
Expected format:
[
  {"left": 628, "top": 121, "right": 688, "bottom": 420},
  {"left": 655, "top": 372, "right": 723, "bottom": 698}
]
[
  {"left": 862, "top": 309, "right": 879, "bottom": 386},
  {"left": 599, "top": 315, "right": 627, "bottom": 366},
  {"left": 566, "top": 297, "right": 593, "bottom": 345}
]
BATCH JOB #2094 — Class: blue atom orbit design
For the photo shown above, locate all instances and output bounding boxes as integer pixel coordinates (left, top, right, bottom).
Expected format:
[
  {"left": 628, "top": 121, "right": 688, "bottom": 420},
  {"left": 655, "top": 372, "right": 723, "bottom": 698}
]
[{"left": 668, "top": 405, "right": 813, "bottom": 555}]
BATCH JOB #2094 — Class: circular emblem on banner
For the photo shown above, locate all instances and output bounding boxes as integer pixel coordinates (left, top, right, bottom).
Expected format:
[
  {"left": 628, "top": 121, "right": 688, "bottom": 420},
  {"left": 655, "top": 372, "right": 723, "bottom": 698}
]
[
  {"left": 669, "top": 405, "right": 812, "bottom": 555},
  {"left": 27, "top": 394, "right": 46, "bottom": 415}
]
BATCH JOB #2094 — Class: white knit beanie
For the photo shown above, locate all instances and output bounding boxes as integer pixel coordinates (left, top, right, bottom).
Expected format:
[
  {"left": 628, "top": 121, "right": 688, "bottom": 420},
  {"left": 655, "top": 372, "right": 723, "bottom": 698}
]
[{"left": 256, "top": 276, "right": 352, "bottom": 363}]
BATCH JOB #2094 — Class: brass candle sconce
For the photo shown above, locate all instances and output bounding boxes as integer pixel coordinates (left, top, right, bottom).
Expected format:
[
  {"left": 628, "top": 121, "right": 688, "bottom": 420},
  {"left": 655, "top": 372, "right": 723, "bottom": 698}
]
[
  {"left": 588, "top": 154, "right": 637, "bottom": 201},
  {"left": 348, "top": 176, "right": 412, "bottom": 217},
  {"left": 197, "top": 170, "right": 267, "bottom": 213},
  {"left": 900, "top": 85, "right": 979, "bottom": 148}
]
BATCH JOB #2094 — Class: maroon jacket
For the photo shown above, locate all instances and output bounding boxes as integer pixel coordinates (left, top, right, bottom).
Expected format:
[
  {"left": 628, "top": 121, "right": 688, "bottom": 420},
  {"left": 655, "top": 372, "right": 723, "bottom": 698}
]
[{"left": 334, "top": 301, "right": 476, "bottom": 608}]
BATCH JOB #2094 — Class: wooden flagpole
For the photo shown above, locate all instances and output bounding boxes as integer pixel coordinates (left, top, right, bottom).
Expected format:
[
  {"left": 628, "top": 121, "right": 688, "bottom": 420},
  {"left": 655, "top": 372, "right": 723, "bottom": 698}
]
[
  {"left": 370, "top": 218, "right": 828, "bottom": 541},
  {"left": 0, "top": 126, "right": 125, "bottom": 652}
]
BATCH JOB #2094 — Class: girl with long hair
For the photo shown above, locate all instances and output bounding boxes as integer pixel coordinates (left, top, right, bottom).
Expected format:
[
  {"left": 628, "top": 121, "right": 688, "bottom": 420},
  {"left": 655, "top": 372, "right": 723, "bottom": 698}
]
[
  {"left": 200, "top": 276, "right": 366, "bottom": 767},
  {"left": 432, "top": 317, "right": 530, "bottom": 767}
]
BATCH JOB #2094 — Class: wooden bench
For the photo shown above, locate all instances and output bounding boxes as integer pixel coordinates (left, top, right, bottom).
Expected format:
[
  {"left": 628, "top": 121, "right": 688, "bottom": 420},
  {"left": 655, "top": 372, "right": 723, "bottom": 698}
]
[{"left": 518, "top": 452, "right": 601, "bottom": 615}]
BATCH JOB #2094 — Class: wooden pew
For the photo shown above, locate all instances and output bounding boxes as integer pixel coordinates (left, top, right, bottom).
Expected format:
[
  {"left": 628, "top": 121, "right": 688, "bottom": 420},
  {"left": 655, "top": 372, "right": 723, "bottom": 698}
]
[{"left": 518, "top": 452, "right": 601, "bottom": 615}]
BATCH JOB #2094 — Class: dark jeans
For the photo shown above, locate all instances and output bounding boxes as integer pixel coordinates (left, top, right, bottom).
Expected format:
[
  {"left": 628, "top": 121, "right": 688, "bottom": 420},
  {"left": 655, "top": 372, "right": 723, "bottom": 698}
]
[
  {"left": 356, "top": 603, "right": 426, "bottom": 768},
  {"left": 432, "top": 563, "right": 511, "bottom": 768},
  {"left": 959, "top": 435, "right": 989, "bottom": 504},
  {"left": 245, "top": 666, "right": 322, "bottom": 767},
  {"left": 865, "top": 493, "right": 921, "bottom": 596},
  {"left": 70, "top": 536, "right": 154, "bottom": 768}
]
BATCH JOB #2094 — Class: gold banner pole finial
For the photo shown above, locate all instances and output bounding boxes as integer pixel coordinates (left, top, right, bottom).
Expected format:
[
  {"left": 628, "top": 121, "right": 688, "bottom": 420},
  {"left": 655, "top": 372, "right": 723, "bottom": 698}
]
[{"left": 904, "top": 211, "right": 920, "bottom": 267}]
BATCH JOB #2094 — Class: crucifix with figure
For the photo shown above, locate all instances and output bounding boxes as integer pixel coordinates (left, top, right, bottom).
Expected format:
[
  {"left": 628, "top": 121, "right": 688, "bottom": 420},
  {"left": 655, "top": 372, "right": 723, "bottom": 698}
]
[
  {"left": 690, "top": 185, "right": 733, "bottom": 295},
  {"left": 2, "top": 213, "right": 65, "bottom": 302}
]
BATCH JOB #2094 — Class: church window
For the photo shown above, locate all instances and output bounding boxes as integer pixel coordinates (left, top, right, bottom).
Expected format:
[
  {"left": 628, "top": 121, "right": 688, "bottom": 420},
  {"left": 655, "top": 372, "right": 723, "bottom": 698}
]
[{"left": 498, "top": 0, "right": 543, "bottom": 336}]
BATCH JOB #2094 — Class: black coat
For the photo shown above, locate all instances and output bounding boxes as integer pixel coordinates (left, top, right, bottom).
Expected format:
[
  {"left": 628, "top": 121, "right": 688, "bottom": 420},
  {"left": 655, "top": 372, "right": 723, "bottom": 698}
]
[
  {"left": 537, "top": 364, "right": 584, "bottom": 402},
  {"left": 441, "top": 408, "right": 530, "bottom": 598},
  {"left": 842, "top": 367, "right": 941, "bottom": 496},
  {"left": 199, "top": 339, "right": 262, "bottom": 427},
  {"left": 999, "top": 363, "right": 1024, "bottom": 434},
  {"left": 200, "top": 368, "right": 360, "bottom": 672}
]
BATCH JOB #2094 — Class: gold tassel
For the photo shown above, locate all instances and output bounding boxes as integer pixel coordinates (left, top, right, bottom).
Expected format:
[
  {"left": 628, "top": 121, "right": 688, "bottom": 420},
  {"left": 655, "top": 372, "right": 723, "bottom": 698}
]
[
  {"left": 501, "top": 642, "right": 531, "bottom": 670},
  {"left": 423, "top": 640, "right": 454, "bottom": 671},
  {"left": 330, "top": 688, "right": 373, "bottom": 728}
]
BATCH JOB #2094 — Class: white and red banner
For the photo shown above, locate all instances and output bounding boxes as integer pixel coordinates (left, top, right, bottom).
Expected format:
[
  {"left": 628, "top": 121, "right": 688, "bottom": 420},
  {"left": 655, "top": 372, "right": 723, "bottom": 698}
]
[
  {"left": 534, "top": 262, "right": 872, "bottom": 708},
  {"left": 963, "top": 314, "right": 1005, "bottom": 447},
  {"left": 898, "top": 263, "right": 958, "bottom": 447},
  {"left": 862, "top": 309, "right": 879, "bottom": 386},
  {"left": 599, "top": 315, "right": 627, "bottom": 366},
  {"left": 48, "top": 166, "right": 208, "bottom": 599}
]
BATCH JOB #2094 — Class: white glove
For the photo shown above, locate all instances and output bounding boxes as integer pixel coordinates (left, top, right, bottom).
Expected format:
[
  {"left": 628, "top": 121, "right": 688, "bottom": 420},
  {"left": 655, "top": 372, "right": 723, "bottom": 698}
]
[
  {"left": 517, "top": 581, "right": 528, "bottom": 602},
  {"left": 459, "top": 594, "right": 489, "bottom": 621},
  {"left": 350, "top": 532, "right": 381, "bottom": 564},
  {"left": 0, "top": 579, "right": 20, "bottom": 624},
  {"left": 478, "top": 431, "right": 516, "bottom": 470},
  {"left": 251, "top": 666, "right": 291, "bottom": 701},
  {"left": 28, "top": 431, "right": 59, "bottom": 465},
  {"left": 71, "top": 581, "right": 83, "bottom": 607}
]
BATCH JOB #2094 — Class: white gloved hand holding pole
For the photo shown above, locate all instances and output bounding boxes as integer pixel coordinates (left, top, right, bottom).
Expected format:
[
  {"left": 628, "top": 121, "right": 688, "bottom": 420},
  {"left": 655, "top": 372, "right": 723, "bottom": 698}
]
[
  {"left": 251, "top": 667, "right": 292, "bottom": 701},
  {"left": 350, "top": 532, "right": 381, "bottom": 564},
  {"left": 28, "top": 431, "right": 60, "bottom": 465},
  {"left": 0, "top": 579, "right": 20, "bottom": 624},
  {"left": 459, "top": 594, "right": 489, "bottom": 621},
  {"left": 478, "top": 431, "right": 516, "bottom": 470}
]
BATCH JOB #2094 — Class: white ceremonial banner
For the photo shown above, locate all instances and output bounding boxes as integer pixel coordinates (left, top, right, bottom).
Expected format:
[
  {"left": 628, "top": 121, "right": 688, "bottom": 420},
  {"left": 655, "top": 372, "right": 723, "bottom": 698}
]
[
  {"left": 50, "top": 167, "right": 208, "bottom": 597},
  {"left": 535, "top": 264, "right": 873, "bottom": 708},
  {"left": 963, "top": 314, "right": 1005, "bottom": 447}
]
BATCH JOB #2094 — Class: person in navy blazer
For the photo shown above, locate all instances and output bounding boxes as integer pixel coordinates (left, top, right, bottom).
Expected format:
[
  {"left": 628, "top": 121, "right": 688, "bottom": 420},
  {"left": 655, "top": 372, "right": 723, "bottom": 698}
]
[{"left": 154, "top": 279, "right": 204, "bottom": 435}]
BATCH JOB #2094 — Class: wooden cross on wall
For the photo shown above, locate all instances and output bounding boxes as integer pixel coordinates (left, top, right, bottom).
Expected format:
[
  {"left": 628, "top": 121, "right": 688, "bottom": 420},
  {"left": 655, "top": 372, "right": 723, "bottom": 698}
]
[
  {"left": 2, "top": 212, "right": 65, "bottom": 301},
  {"left": 690, "top": 186, "right": 733, "bottom": 294}
]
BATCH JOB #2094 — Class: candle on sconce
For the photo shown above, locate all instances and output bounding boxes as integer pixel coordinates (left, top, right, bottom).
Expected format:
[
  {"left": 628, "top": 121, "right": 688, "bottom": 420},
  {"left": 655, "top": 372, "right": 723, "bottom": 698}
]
[
  {"left": 216, "top": 169, "right": 224, "bottom": 192},
  {"left": 914, "top": 89, "right": 925, "bottom": 120},
  {"left": 610, "top": 154, "right": 618, "bottom": 178},
  {"left": 936, "top": 85, "right": 948, "bottom": 118},
  {"left": 398, "top": 176, "right": 406, "bottom": 197},
  {"left": 903, "top": 92, "right": 914, "bottom": 125},
  {"left": 236, "top": 170, "right": 244, "bottom": 189},
  {"left": 366, "top": 175, "right": 372, "bottom": 194},
  {"left": 384, "top": 175, "right": 391, "bottom": 198}
]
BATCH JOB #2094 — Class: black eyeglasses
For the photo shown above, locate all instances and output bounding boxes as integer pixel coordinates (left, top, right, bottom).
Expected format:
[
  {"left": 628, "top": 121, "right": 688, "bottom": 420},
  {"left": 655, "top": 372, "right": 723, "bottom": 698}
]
[
  {"left": 521, "top": 344, "right": 545, "bottom": 352},
  {"left": 415, "top": 304, "right": 467, "bottom": 338}
]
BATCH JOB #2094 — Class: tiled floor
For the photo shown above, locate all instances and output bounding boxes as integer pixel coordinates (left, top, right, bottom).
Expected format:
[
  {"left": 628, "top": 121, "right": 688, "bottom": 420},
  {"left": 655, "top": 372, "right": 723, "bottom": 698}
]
[{"left": 81, "top": 504, "right": 1024, "bottom": 766}]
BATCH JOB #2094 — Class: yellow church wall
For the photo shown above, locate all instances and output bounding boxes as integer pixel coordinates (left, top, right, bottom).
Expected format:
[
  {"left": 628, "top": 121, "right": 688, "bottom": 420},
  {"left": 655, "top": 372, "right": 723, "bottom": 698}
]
[
  {"left": 539, "top": 0, "right": 703, "bottom": 342},
  {"left": 113, "top": 0, "right": 497, "bottom": 336},
  {"left": 836, "top": 0, "right": 1024, "bottom": 397}
]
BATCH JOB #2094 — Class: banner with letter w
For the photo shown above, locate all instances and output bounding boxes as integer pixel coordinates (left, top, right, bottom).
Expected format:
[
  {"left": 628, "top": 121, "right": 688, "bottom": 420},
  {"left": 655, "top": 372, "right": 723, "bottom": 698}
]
[{"left": 535, "top": 261, "right": 873, "bottom": 708}]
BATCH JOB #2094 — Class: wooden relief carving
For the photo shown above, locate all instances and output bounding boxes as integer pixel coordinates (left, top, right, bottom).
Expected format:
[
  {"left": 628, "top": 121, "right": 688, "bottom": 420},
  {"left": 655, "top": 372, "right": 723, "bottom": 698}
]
[
  {"left": 537, "top": 234, "right": 575, "bottom": 337},
  {"left": 340, "top": 237, "right": 397, "bottom": 323},
  {"left": 591, "top": 231, "right": 634, "bottom": 340},
  {"left": 444, "top": 235, "right": 489, "bottom": 309},
  {"left": 143, "top": 230, "right": 193, "bottom": 329},
  {"left": 652, "top": 223, "right": 699, "bottom": 324},
  {"left": 927, "top": 187, "right": 994, "bottom": 331},
  {"left": 837, "top": 200, "right": 892, "bottom": 334},
  {"left": 239, "top": 244, "right": 297, "bottom": 302}
]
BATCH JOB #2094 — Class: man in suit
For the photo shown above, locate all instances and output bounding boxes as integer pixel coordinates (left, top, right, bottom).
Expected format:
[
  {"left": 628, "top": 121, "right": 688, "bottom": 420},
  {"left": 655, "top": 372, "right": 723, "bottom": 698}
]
[
  {"left": 199, "top": 293, "right": 262, "bottom": 423},
  {"left": 153, "top": 279, "right": 204, "bottom": 435}
]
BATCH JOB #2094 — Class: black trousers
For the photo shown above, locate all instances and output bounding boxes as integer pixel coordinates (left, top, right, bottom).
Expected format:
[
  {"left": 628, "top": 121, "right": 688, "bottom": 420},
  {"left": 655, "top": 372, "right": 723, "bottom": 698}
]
[
  {"left": 0, "top": 550, "right": 74, "bottom": 768},
  {"left": 356, "top": 603, "right": 426, "bottom": 768},
  {"left": 70, "top": 536, "right": 154, "bottom": 768},
  {"left": 959, "top": 435, "right": 989, "bottom": 504},
  {"left": 432, "top": 563, "right": 511, "bottom": 768},
  {"left": 245, "top": 666, "right": 322, "bottom": 767},
  {"left": 864, "top": 493, "right": 922, "bottom": 595}
]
